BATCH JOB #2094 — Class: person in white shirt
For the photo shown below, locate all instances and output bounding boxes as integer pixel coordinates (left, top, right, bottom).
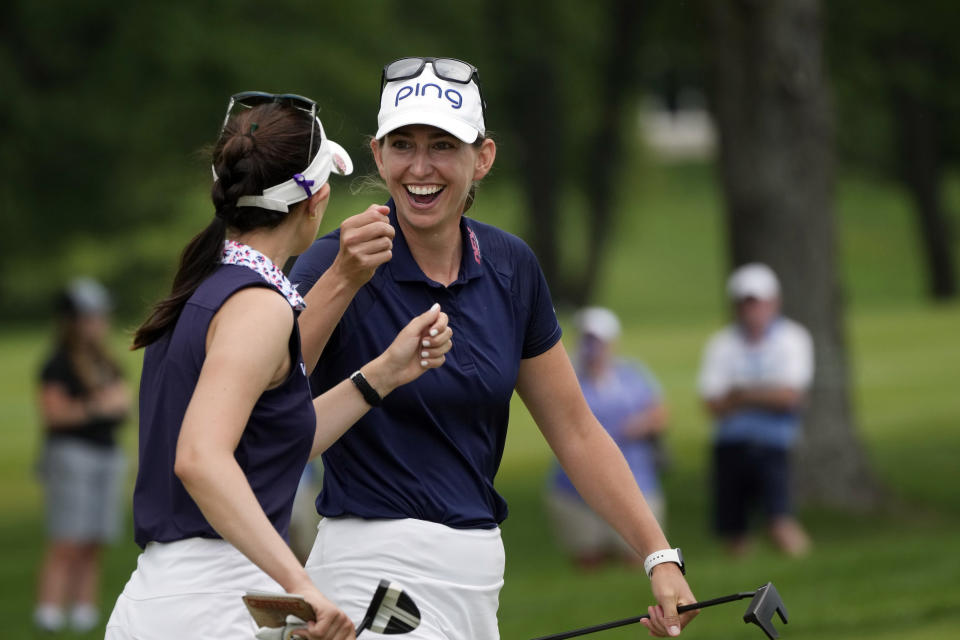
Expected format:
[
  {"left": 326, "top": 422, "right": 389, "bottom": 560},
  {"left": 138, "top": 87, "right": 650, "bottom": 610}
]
[{"left": 697, "top": 263, "right": 813, "bottom": 556}]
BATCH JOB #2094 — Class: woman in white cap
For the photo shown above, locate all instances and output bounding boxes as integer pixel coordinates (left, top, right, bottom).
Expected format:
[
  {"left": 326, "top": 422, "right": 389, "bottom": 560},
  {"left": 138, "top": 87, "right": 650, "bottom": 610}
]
[
  {"left": 35, "top": 278, "right": 130, "bottom": 633},
  {"left": 105, "top": 93, "right": 452, "bottom": 640},
  {"left": 546, "top": 307, "right": 671, "bottom": 571},
  {"left": 290, "top": 58, "right": 698, "bottom": 638}
]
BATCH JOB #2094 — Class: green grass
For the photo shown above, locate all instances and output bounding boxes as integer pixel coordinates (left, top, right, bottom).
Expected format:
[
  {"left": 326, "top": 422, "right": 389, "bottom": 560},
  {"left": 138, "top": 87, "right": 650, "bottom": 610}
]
[
  {"left": 1, "top": 163, "right": 959, "bottom": 638},
  {"left": 492, "top": 302, "right": 960, "bottom": 640}
]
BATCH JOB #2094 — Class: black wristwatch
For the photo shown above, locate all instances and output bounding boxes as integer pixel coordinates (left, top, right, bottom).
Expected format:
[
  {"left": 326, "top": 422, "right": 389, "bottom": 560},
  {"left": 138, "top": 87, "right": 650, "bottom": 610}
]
[{"left": 350, "top": 370, "right": 382, "bottom": 407}]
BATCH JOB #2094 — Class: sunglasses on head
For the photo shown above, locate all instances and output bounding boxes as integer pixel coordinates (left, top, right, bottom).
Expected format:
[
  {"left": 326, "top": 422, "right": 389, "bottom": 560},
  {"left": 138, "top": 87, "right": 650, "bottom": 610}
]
[
  {"left": 380, "top": 57, "right": 486, "bottom": 117},
  {"left": 219, "top": 91, "right": 320, "bottom": 166}
]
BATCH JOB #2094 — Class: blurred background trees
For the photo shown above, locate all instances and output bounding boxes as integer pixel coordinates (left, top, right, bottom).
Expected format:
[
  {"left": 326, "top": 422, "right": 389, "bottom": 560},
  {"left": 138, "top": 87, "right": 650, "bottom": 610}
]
[
  {"left": 705, "top": 0, "right": 880, "bottom": 508},
  {"left": 2, "top": 0, "right": 958, "bottom": 512},
  {"left": 829, "top": 0, "right": 960, "bottom": 300},
  {"left": 4, "top": 0, "right": 956, "bottom": 318}
]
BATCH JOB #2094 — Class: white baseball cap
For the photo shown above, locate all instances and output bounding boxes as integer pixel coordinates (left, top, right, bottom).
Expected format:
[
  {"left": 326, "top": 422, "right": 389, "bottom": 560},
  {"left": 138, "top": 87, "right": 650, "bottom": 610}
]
[
  {"left": 61, "top": 277, "right": 112, "bottom": 315},
  {"left": 727, "top": 263, "right": 780, "bottom": 300},
  {"left": 574, "top": 307, "right": 622, "bottom": 342},
  {"left": 376, "top": 62, "right": 485, "bottom": 143}
]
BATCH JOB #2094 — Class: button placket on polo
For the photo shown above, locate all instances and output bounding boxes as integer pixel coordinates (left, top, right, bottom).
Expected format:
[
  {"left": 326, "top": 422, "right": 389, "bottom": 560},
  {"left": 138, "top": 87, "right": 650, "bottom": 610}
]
[{"left": 439, "top": 286, "right": 476, "bottom": 373}]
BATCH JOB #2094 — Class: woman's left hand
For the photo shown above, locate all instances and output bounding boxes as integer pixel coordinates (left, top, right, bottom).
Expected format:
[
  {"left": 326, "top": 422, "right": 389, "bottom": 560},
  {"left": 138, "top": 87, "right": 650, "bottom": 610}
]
[
  {"left": 362, "top": 303, "right": 452, "bottom": 395},
  {"left": 640, "top": 563, "right": 698, "bottom": 637}
]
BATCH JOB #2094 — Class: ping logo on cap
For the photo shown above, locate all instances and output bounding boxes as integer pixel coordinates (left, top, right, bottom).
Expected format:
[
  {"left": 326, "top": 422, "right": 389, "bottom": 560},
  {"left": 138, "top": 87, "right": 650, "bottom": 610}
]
[{"left": 394, "top": 82, "right": 463, "bottom": 110}]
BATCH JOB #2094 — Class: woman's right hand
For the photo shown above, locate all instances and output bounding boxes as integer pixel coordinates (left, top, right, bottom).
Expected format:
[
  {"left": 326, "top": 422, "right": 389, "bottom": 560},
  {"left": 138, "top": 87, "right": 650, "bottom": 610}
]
[
  {"left": 362, "top": 303, "right": 452, "bottom": 397},
  {"left": 640, "top": 563, "right": 699, "bottom": 637},
  {"left": 329, "top": 205, "right": 394, "bottom": 290},
  {"left": 291, "top": 583, "right": 355, "bottom": 640}
]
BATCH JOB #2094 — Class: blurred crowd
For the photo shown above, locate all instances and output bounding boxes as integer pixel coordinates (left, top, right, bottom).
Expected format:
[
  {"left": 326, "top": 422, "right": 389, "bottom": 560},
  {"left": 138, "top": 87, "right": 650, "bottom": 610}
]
[{"left": 543, "top": 262, "right": 813, "bottom": 570}]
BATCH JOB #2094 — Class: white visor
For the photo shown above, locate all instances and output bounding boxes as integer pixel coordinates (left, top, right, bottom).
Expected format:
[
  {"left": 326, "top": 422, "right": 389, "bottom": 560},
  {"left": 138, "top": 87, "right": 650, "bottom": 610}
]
[
  {"left": 212, "top": 117, "right": 353, "bottom": 213},
  {"left": 376, "top": 64, "right": 485, "bottom": 143}
]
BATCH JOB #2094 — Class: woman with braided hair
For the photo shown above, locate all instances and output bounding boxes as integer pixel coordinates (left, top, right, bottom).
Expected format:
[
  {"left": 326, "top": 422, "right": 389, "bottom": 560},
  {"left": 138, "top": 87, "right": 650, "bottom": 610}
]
[{"left": 105, "top": 93, "right": 452, "bottom": 640}]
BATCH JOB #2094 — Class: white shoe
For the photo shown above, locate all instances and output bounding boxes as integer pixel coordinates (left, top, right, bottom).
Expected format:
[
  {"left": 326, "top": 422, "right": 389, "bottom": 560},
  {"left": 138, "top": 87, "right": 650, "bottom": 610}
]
[
  {"left": 34, "top": 604, "right": 65, "bottom": 632},
  {"left": 70, "top": 603, "right": 100, "bottom": 632}
]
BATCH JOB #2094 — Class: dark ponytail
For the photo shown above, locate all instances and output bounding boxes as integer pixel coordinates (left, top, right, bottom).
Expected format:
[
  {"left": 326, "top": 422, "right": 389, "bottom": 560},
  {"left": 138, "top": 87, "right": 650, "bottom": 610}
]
[
  {"left": 131, "top": 218, "right": 227, "bottom": 349},
  {"left": 132, "top": 103, "right": 318, "bottom": 349}
]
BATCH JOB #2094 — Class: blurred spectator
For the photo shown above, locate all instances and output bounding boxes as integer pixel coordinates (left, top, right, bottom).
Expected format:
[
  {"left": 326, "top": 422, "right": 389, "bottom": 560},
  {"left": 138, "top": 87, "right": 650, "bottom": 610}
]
[
  {"left": 698, "top": 263, "right": 813, "bottom": 557},
  {"left": 34, "top": 278, "right": 131, "bottom": 632},
  {"left": 546, "top": 307, "right": 669, "bottom": 570}
]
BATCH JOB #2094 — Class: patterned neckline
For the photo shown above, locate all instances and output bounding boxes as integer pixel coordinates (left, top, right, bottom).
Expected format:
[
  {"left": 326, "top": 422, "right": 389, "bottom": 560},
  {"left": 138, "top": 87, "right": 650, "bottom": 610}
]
[{"left": 221, "top": 240, "right": 305, "bottom": 311}]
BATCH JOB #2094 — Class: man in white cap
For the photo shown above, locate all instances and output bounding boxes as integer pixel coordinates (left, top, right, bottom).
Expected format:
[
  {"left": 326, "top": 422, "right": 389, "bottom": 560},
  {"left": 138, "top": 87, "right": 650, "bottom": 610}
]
[{"left": 697, "top": 263, "right": 813, "bottom": 556}]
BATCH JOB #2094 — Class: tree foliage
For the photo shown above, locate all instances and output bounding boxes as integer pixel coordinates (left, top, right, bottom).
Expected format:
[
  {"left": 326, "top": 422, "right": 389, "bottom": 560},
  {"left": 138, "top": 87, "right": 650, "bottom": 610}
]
[
  {"left": 3, "top": 0, "right": 957, "bottom": 321},
  {"left": 2, "top": 0, "right": 657, "bottom": 319},
  {"left": 827, "top": 0, "right": 960, "bottom": 298}
]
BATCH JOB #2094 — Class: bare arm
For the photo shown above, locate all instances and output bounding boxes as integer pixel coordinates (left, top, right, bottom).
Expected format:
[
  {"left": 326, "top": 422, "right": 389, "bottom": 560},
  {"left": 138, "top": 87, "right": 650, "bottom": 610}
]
[
  {"left": 705, "top": 386, "right": 804, "bottom": 418},
  {"left": 174, "top": 287, "right": 351, "bottom": 639},
  {"left": 623, "top": 403, "right": 668, "bottom": 440},
  {"left": 38, "top": 384, "right": 89, "bottom": 429},
  {"left": 299, "top": 206, "right": 394, "bottom": 373},
  {"left": 39, "top": 379, "right": 130, "bottom": 429},
  {"left": 516, "top": 342, "right": 696, "bottom": 636}
]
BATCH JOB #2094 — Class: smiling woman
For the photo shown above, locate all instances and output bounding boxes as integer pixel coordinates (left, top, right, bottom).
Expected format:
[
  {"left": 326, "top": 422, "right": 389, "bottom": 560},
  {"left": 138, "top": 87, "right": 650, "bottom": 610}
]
[
  {"left": 289, "top": 56, "right": 699, "bottom": 640},
  {"left": 371, "top": 124, "right": 495, "bottom": 282}
]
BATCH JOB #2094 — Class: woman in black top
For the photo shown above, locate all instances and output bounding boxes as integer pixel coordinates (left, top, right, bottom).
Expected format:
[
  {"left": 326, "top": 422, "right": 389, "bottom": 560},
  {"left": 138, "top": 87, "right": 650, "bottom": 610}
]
[{"left": 34, "top": 278, "right": 131, "bottom": 633}]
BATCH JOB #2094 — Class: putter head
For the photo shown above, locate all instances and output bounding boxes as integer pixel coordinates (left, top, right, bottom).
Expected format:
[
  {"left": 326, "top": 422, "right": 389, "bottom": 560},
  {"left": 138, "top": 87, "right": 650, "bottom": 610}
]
[
  {"left": 743, "top": 582, "right": 788, "bottom": 639},
  {"left": 356, "top": 579, "right": 421, "bottom": 636}
]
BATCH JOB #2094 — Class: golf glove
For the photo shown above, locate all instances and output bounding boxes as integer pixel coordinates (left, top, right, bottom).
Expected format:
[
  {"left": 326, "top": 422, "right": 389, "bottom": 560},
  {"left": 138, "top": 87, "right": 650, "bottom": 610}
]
[{"left": 255, "top": 614, "right": 309, "bottom": 640}]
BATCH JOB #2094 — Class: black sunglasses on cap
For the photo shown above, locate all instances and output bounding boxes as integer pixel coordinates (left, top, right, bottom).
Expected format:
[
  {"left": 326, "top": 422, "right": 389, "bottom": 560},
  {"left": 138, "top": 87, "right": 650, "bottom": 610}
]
[
  {"left": 380, "top": 57, "right": 487, "bottom": 117},
  {"left": 219, "top": 91, "right": 320, "bottom": 166}
]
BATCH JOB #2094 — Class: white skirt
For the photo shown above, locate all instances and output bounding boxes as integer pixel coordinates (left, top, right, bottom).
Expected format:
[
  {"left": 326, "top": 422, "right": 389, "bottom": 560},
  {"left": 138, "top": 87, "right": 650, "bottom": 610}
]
[
  {"left": 305, "top": 517, "right": 505, "bottom": 640},
  {"left": 106, "top": 537, "right": 281, "bottom": 639}
]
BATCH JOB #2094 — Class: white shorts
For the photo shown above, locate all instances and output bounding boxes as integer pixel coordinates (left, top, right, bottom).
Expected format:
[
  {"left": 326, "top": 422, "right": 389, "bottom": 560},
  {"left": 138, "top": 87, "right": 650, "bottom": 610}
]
[
  {"left": 39, "top": 438, "right": 126, "bottom": 542},
  {"left": 105, "top": 537, "right": 281, "bottom": 639},
  {"left": 306, "top": 517, "right": 505, "bottom": 640}
]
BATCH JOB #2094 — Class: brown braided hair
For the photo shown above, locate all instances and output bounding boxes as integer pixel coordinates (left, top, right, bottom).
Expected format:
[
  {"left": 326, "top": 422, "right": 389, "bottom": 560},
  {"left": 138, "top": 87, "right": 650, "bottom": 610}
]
[{"left": 132, "top": 103, "right": 320, "bottom": 349}]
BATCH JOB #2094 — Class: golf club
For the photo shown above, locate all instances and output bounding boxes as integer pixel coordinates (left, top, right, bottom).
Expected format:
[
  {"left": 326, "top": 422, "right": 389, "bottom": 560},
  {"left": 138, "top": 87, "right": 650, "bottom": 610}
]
[
  {"left": 248, "top": 579, "right": 421, "bottom": 639},
  {"left": 355, "top": 579, "right": 422, "bottom": 637},
  {"left": 530, "top": 581, "right": 788, "bottom": 640}
]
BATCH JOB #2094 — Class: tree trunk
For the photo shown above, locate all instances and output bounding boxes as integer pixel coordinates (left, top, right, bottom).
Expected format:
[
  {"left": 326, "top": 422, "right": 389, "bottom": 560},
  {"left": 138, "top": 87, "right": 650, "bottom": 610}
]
[
  {"left": 570, "top": 0, "right": 646, "bottom": 306},
  {"left": 893, "top": 92, "right": 958, "bottom": 299},
  {"left": 706, "top": 0, "right": 882, "bottom": 508},
  {"left": 484, "top": 0, "right": 564, "bottom": 300}
]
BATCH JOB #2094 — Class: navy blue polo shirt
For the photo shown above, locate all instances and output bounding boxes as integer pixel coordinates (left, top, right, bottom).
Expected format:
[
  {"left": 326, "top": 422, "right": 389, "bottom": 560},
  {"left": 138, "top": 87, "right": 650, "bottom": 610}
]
[
  {"left": 133, "top": 265, "right": 316, "bottom": 548},
  {"left": 290, "top": 200, "right": 562, "bottom": 529}
]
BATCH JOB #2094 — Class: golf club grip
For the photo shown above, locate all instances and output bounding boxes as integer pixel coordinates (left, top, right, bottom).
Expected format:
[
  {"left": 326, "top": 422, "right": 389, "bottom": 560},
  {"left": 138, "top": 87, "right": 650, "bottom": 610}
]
[{"left": 529, "top": 592, "right": 754, "bottom": 640}]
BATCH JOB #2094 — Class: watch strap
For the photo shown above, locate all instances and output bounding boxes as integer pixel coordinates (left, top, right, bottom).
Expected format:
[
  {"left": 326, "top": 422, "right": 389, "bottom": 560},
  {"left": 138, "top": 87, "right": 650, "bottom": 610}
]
[
  {"left": 643, "top": 547, "right": 684, "bottom": 578},
  {"left": 350, "top": 370, "right": 382, "bottom": 407}
]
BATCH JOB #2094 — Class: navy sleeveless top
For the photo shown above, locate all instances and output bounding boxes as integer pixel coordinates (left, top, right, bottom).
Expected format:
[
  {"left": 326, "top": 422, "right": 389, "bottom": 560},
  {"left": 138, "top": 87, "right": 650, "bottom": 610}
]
[{"left": 133, "top": 265, "right": 315, "bottom": 548}]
